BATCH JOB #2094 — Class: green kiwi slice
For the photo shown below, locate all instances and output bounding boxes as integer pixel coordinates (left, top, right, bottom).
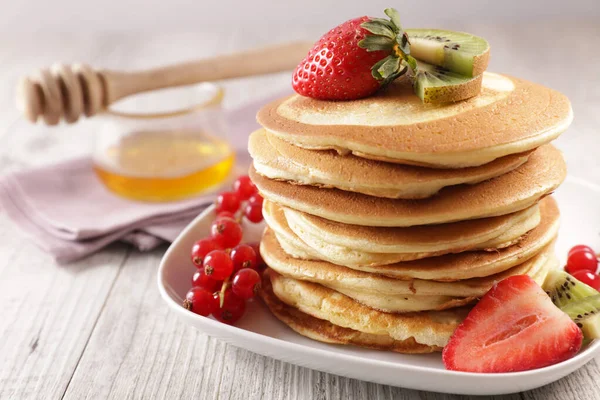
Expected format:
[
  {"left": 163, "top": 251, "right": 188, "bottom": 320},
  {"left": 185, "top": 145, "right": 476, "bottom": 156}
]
[
  {"left": 560, "top": 295, "right": 600, "bottom": 340},
  {"left": 543, "top": 269, "right": 599, "bottom": 308},
  {"left": 579, "top": 313, "right": 600, "bottom": 339},
  {"left": 406, "top": 28, "right": 490, "bottom": 77},
  {"left": 543, "top": 270, "right": 600, "bottom": 340},
  {"left": 412, "top": 60, "right": 483, "bottom": 103},
  {"left": 559, "top": 294, "right": 600, "bottom": 320}
]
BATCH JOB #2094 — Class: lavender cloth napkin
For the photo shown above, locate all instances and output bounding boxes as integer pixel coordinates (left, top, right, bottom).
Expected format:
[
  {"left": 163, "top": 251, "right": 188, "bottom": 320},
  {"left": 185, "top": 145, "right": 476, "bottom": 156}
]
[{"left": 0, "top": 91, "right": 289, "bottom": 263}]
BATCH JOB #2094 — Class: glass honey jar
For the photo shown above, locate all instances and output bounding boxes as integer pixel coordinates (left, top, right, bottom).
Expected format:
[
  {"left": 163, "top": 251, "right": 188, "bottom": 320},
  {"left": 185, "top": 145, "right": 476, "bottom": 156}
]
[{"left": 93, "top": 83, "right": 234, "bottom": 202}]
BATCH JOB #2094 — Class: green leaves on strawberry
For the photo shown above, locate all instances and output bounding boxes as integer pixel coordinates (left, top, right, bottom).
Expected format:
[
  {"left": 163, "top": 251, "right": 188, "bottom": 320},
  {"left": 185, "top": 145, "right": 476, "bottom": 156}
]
[
  {"left": 358, "top": 8, "right": 417, "bottom": 86},
  {"left": 292, "top": 8, "right": 417, "bottom": 101}
]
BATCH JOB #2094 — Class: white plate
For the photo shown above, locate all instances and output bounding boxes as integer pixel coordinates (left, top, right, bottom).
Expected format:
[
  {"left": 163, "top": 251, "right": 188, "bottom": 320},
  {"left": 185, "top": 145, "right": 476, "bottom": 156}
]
[{"left": 158, "top": 177, "right": 600, "bottom": 395}]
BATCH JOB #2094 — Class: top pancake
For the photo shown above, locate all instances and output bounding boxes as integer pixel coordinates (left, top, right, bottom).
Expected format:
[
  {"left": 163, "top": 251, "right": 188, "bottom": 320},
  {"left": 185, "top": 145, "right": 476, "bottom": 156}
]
[
  {"left": 250, "top": 128, "right": 531, "bottom": 199},
  {"left": 257, "top": 73, "right": 572, "bottom": 168},
  {"left": 251, "top": 144, "right": 566, "bottom": 227}
]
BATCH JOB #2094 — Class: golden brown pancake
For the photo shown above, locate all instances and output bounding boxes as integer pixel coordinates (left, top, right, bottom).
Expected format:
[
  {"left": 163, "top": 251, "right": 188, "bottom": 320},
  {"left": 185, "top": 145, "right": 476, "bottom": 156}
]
[
  {"left": 251, "top": 145, "right": 565, "bottom": 227},
  {"left": 249, "top": 128, "right": 531, "bottom": 199},
  {"left": 265, "top": 269, "right": 468, "bottom": 349},
  {"left": 328, "top": 254, "right": 555, "bottom": 313},
  {"left": 263, "top": 194, "right": 558, "bottom": 278},
  {"left": 280, "top": 200, "right": 539, "bottom": 254},
  {"left": 262, "top": 214, "right": 557, "bottom": 289},
  {"left": 262, "top": 225, "right": 556, "bottom": 313},
  {"left": 257, "top": 73, "right": 572, "bottom": 168},
  {"left": 263, "top": 195, "right": 558, "bottom": 281},
  {"left": 260, "top": 270, "right": 442, "bottom": 353},
  {"left": 263, "top": 200, "right": 540, "bottom": 265}
]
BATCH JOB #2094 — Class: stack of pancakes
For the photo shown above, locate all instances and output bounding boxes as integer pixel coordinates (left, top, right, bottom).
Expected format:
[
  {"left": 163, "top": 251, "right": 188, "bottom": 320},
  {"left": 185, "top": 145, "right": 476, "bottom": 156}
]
[{"left": 249, "top": 72, "right": 573, "bottom": 353}]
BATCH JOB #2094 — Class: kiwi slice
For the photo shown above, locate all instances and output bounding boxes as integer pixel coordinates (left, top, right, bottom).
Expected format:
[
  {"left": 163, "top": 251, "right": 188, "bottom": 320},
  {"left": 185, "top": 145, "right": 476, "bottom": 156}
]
[
  {"left": 412, "top": 60, "right": 483, "bottom": 103},
  {"left": 559, "top": 294, "right": 600, "bottom": 320},
  {"left": 579, "top": 313, "right": 600, "bottom": 339},
  {"left": 543, "top": 270, "right": 600, "bottom": 341},
  {"left": 406, "top": 28, "right": 490, "bottom": 77},
  {"left": 560, "top": 294, "right": 600, "bottom": 340},
  {"left": 543, "top": 269, "right": 599, "bottom": 308}
]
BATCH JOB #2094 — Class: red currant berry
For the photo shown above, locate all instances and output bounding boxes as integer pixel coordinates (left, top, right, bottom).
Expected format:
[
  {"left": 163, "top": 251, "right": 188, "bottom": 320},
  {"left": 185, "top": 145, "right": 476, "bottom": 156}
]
[
  {"left": 216, "top": 191, "right": 241, "bottom": 214},
  {"left": 210, "top": 218, "right": 243, "bottom": 248},
  {"left": 203, "top": 250, "right": 234, "bottom": 280},
  {"left": 244, "top": 202, "right": 264, "bottom": 223},
  {"left": 233, "top": 175, "right": 257, "bottom": 201},
  {"left": 212, "top": 289, "right": 246, "bottom": 324},
  {"left": 249, "top": 243, "right": 266, "bottom": 271},
  {"left": 566, "top": 249, "right": 598, "bottom": 274},
  {"left": 183, "top": 287, "right": 218, "bottom": 317},
  {"left": 191, "top": 269, "right": 220, "bottom": 292},
  {"left": 248, "top": 193, "right": 264, "bottom": 207},
  {"left": 232, "top": 268, "right": 261, "bottom": 300},
  {"left": 568, "top": 245, "right": 596, "bottom": 258},
  {"left": 230, "top": 244, "right": 257, "bottom": 272},
  {"left": 571, "top": 270, "right": 600, "bottom": 290},
  {"left": 191, "top": 238, "right": 221, "bottom": 267},
  {"left": 217, "top": 211, "right": 236, "bottom": 220}
]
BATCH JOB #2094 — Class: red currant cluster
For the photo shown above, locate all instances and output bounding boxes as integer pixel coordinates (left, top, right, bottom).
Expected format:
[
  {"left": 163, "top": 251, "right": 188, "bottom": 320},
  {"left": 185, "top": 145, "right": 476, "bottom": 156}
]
[
  {"left": 183, "top": 175, "right": 266, "bottom": 324},
  {"left": 565, "top": 244, "right": 600, "bottom": 290}
]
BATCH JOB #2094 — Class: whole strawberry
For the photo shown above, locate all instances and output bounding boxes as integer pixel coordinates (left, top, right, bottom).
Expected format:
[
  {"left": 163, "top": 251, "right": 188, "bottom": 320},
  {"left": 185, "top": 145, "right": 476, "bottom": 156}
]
[{"left": 292, "top": 8, "right": 416, "bottom": 101}]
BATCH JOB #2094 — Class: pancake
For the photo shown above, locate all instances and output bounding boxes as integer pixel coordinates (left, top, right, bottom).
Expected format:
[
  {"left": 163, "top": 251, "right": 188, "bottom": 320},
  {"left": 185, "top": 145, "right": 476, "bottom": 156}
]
[
  {"left": 262, "top": 228, "right": 556, "bottom": 312},
  {"left": 281, "top": 201, "right": 540, "bottom": 254},
  {"left": 260, "top": 270, "right": 442, "bottom": 353},
  {"left": 283, "top": 206, "right": 539, "bottom": 266},
  {"left": 265, "top": 269, "right": 468, "bottom": 349},
  {"left": 257, "top": 73, "right": 572, "bottom": 168},
  {"left": 261, "top": 196, "right": 559, "bottom": 281},
  {"left": 328, "top": 253, "right": 556, "bottom": 313},
  {"left": 261, "top": 225, "right": 556, "bottom": 297},
  {"left": 265, "top": 200, "right": 540, "bottom": 265},
  {"left": 249, "top": 128, "right": 531, "bottom": 199},
  {"left": 250, "top": 144, "right": 565, "bottom": 227}
]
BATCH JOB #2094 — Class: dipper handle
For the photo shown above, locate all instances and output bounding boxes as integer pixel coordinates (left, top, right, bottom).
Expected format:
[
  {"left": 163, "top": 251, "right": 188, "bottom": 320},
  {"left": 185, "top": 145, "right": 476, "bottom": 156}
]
[{"left": 17, "top": 40, "right": 312, "bottom": 125}]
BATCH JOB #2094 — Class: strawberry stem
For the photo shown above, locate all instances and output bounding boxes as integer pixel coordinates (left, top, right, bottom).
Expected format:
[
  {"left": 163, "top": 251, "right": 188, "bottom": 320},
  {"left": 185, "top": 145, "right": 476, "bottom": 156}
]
[{"left": 358, "top": 8, "right": 418, "bottom": 87}]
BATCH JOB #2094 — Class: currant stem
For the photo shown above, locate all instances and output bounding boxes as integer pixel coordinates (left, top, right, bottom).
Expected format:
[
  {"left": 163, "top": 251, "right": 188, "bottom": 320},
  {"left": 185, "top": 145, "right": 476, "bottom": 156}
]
[{"left": 219, "top": 277, "right": 230, "bottom": 308}]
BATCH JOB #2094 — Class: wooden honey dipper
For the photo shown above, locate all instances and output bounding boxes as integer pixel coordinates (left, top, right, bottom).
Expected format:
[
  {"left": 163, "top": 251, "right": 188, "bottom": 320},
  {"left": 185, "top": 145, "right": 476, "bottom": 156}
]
[{"left": 17, "top": 41, "right": 313, "bottom": 125}]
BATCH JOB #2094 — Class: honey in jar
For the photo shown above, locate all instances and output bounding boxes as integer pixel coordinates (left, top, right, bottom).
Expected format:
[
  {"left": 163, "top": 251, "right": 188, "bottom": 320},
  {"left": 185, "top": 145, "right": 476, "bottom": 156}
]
[{"left": 93, "top": 83, "right": 234, "bottom": 202}]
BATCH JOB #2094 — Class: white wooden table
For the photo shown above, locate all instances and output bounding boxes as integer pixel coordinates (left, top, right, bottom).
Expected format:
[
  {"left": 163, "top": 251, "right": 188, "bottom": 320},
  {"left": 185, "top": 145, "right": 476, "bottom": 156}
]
[{"left": 1, "top": 20, "right": 599, "bottom": 399}]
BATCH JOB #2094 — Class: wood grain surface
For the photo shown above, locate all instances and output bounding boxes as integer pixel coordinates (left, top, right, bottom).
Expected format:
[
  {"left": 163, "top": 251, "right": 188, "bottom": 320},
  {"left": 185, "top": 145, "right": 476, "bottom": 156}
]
[{"left": 0, "top": 20, "right": 599, "bottom": 400}]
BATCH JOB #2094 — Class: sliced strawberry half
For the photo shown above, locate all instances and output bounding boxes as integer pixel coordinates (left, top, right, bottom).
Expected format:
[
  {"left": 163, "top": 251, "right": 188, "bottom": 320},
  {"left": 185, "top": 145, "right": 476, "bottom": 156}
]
[{"left": 442, "top": 275, "right": 583, "bottom": 373}]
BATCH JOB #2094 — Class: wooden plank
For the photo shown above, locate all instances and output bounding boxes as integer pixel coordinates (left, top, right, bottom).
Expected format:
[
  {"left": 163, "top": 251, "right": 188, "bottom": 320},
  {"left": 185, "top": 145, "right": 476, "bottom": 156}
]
[
  {"left": 61, "top": 248, "right": 205, "bottom": 399},
  {"left": 0, "top": 223, "right": 129, "bottom": 399}
]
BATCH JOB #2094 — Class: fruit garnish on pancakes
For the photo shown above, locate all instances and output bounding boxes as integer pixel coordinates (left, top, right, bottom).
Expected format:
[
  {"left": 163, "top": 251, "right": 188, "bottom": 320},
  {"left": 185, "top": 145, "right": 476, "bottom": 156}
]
[{"left": 292, "top": 8, "right": 490, "bottom": 103}]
